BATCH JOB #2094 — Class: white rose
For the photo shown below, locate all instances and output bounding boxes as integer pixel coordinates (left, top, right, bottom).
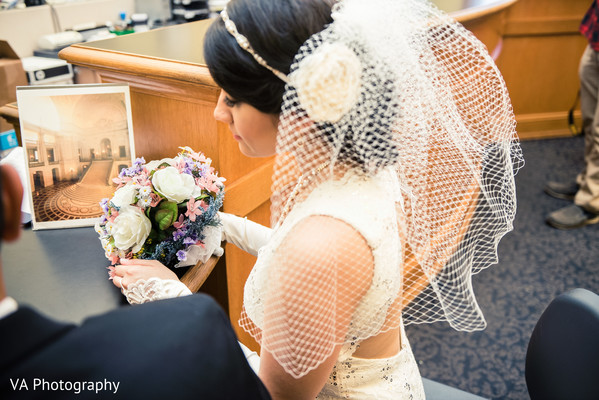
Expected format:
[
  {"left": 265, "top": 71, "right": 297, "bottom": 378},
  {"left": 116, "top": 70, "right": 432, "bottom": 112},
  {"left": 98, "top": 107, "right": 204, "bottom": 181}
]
[
  {"left": 112, "top": 206, "right": 152, "bottom": 253},
  {"left": 111, "top": 183, "right": 137, "bottom": 208},
  {"left": 291, "top": 42, "right": 362, "bottom": 123},
  {"left": 145, "top": 158, "right": 176, "bottom": 171},
  {"left": 152, "top": 166, "right": 202, "bottom": 203}
]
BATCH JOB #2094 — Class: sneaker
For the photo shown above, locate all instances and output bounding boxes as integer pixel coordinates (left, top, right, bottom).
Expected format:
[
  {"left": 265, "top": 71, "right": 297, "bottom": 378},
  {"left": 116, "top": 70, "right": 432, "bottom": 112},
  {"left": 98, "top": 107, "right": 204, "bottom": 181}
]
[
  {"left": 544, "top": 181, "right": 579, "bottom": 200},
  {"left": 546, "top": 204, "right": 599, "bottom": 229}
]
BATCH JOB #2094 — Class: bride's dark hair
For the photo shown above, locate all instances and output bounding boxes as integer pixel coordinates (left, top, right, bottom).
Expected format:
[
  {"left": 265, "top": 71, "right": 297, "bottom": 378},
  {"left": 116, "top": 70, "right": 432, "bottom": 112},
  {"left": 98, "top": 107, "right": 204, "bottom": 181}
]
[{"left": 204, "top": 0, "right": 336, "bottom": 114}]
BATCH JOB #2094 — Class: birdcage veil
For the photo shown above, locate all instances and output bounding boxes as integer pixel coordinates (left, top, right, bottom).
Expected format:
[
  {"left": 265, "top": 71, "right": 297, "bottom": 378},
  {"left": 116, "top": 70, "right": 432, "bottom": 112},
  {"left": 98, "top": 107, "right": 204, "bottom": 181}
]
[{"left": 222, "top": 0, "right": 523, "bottom": 378}]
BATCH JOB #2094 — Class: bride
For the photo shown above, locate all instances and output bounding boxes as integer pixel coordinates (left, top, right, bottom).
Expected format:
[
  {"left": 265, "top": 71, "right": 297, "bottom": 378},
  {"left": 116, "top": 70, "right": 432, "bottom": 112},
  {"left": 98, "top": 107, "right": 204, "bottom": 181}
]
[{"left": 110, "top": 0, "right": 522, "bottom": 398}]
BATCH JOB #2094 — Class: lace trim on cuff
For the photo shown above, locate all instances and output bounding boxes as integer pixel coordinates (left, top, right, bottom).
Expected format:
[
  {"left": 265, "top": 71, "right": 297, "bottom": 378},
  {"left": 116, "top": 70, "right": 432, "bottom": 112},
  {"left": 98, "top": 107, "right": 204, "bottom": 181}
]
[{"left": 122, "top": 278, "right": 192, "bottom": 304}]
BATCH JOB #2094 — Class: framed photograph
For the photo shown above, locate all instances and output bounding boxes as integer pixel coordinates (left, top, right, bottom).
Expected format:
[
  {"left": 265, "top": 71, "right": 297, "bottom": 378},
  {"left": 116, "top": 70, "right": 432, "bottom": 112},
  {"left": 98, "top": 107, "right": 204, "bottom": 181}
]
[{"left": 16, "top": 83, "right": 135, "bottom": 230}]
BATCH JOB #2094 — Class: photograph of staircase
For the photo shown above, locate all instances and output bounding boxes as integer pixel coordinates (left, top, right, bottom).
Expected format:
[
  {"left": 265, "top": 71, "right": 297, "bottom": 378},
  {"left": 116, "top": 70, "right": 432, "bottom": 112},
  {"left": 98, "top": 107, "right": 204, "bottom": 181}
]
[{"left": 16, "top": 84, "right": 134, "bottom": 229}]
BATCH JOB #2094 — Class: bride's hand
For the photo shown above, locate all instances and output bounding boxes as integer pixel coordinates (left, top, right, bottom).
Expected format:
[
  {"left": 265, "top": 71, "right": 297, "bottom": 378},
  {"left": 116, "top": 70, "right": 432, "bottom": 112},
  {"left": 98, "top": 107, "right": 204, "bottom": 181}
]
[{"left": 111, "top": 258, "right": 179, "bottom": 290}]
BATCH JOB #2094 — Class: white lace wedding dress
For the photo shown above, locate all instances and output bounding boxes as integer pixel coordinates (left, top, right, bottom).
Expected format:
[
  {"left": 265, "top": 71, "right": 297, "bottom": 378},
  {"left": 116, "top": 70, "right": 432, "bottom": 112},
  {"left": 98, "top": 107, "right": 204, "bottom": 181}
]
[{"left": 244, "top": 168, "right": 425, "bottom": 399}]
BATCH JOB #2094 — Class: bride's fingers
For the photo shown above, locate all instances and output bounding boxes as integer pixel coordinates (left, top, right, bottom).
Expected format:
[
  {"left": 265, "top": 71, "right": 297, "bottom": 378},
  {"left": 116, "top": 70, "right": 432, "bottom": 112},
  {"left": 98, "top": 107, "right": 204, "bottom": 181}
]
[
  {"left": 111, "top": 275, "right": 126, "bottom": 289},
  {"left": 114, "top": 260, "right": 164, "bottom": 276},
  {"left": 114, "top": 264, "right": 133, "bottom": 276},
  {"left": 119, "top": 258, "right": 162, "bottom": 266},
  {"left": 114, "top": 259, "right": 177, "bottom": 281}
]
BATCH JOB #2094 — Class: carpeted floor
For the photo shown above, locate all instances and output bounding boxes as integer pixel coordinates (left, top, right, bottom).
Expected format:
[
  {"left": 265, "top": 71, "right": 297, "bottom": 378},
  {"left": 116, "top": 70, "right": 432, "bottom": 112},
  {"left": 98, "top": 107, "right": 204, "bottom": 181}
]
[{"left": 405, "top": 135, "right": 599, "bottom": 400}]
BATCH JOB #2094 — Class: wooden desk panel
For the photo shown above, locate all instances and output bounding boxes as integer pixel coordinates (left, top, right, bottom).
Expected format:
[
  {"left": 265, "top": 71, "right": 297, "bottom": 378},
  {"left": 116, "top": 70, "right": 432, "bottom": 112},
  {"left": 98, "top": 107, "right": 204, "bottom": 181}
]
[{"left": 495, "top": 0, "right": 589, "bottom": 139}]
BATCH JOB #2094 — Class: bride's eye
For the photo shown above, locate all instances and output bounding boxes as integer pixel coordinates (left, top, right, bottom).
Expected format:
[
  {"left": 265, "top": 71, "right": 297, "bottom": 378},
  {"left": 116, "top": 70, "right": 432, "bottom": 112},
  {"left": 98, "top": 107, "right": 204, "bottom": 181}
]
[{"left": 224, "top": 96, "right": 238, "bottom": 107}]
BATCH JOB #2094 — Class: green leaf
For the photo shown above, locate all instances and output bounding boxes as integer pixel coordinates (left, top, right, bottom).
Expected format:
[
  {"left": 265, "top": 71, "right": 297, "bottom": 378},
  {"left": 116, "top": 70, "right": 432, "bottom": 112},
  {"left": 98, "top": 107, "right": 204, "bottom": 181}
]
[{"left": 154, "top": 201, "right": 178, "bottom": 230}]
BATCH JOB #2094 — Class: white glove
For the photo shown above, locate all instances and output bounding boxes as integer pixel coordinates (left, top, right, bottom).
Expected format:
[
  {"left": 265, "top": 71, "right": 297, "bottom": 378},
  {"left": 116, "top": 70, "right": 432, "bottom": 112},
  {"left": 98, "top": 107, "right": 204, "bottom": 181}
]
[
  {"left": 238, "top": 341, "right": 261, "bottom": 373},
  {"left": 217, "top": 212, "right": 272, "bottom": 256}
]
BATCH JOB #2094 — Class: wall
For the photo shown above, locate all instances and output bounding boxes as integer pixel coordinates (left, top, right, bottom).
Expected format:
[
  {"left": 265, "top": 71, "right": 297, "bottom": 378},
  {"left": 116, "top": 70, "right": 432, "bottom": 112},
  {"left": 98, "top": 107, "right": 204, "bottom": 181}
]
[{"left": 0, "top": 0, "right": 135, "bottom": 58}]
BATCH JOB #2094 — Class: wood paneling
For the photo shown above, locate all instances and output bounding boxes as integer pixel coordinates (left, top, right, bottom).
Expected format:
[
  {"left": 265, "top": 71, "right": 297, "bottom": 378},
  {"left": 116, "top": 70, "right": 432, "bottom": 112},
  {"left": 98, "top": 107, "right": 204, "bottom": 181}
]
[{"left": 495, "top": 0, "right": 589, "bottom": 139}]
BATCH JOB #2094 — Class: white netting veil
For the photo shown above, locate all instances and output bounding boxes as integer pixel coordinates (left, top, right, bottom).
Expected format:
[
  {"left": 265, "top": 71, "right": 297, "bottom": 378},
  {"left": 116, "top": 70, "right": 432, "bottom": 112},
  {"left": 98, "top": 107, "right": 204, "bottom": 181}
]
[{"left": 227, "top": 0, "right": 523, "bottom": 378}]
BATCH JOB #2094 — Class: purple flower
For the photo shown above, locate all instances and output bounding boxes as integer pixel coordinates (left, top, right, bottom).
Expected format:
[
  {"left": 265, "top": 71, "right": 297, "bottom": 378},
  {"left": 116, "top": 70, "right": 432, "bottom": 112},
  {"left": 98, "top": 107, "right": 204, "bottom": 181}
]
[
  {"left": 197, "top": 164, "right": 208, "bottom": 176},
  {"left": 173, "top": 229, "right": 185, "bottom": 240},
  {"left": 133, "top": 157, "right": 146, "bottom": 166},
  {"left": 184, "top": 159, "right": 194, "bottom": 173},
  {"left": 176, "top": 250, "right": 187, "bottom": 261},
  {"left": 99, "top": 198, "right": 110, "bottom": 213},
  {"left": 183, "top": 237, "right": 195, "bottom": 245}
]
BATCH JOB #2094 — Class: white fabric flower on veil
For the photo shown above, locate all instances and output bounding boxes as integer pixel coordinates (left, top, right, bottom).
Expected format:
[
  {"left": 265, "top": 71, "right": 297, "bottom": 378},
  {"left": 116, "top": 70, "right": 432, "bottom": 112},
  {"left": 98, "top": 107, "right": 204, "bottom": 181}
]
[{"left": 291, "top": 42, "right": 361, "bottom": 123}]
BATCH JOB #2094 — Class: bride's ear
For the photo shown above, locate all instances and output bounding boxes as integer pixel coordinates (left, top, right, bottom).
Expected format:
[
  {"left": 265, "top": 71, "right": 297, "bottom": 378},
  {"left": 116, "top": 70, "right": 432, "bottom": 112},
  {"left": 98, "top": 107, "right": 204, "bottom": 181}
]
[{"left": 0, "top": 164, "right": 24, "bottom": 243}]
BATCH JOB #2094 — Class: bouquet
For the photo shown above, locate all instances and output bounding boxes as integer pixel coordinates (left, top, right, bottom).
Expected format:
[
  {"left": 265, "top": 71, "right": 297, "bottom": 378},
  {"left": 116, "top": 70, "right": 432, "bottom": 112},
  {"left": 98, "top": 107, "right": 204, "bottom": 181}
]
[{"left": 95, "top": 146, "right": 225, "bottom": 270}]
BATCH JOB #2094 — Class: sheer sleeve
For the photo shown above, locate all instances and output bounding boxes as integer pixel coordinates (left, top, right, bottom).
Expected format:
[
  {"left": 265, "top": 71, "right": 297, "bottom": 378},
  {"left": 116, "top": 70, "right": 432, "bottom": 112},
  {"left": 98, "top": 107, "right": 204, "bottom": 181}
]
[{"left": 241, "top": 215, "right": 375, "bottom": 378}]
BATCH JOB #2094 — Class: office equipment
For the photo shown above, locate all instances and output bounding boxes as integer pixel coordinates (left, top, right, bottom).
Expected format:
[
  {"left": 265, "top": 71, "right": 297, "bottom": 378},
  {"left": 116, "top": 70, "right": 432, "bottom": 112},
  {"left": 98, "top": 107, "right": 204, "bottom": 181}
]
[
  {"left": 172, "top": 0, "right": 209, "bottom": 22},
  {"left": 0, "top": 129, "right": 18, "bottom": 153},
  {"left": 37, "top": 31, "right": 83, "bottom": 51},
  {"left": 135, "top": 0, "right": 171, "bottom": 26},
  {"left": 21, "top": 56, "right": 73, "bottom": 85}
]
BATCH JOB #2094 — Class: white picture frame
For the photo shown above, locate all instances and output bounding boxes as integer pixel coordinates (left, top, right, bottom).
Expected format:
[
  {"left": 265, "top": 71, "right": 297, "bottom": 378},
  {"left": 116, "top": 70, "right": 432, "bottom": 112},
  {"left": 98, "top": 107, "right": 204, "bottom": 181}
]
[{"left": 16, "top": 83, "right": 136, "bottom": 230}]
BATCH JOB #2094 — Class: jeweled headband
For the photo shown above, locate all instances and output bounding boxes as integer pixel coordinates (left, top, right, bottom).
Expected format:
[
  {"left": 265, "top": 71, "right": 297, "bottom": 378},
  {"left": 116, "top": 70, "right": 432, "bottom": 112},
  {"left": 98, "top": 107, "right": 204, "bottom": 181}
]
[{"left": 220, "top": 6, "right": 289, "bottom": 83}]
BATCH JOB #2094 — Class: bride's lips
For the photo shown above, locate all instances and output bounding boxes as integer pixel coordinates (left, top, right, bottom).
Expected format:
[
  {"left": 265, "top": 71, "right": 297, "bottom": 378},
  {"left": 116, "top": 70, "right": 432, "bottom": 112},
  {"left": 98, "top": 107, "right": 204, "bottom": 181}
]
[{"left": 230, "top": 127, "right": 242, "bottom": 141}]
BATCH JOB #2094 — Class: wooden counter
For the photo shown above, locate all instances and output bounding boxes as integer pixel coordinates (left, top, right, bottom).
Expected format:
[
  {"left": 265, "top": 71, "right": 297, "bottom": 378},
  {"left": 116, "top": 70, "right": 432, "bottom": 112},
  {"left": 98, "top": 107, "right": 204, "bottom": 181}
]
[
  {"left": 494, "top": 0, "right": 590, "bottom": 139},
  {"left": 51, "top": 1, "right": 517, "bottom": 349}
]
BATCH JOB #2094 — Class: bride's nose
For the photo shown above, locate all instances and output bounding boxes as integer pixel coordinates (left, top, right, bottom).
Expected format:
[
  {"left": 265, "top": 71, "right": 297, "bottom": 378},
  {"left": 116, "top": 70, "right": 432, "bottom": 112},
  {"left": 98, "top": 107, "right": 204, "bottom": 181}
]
[{"left": 214, "top": 91, "right": 233, "bottom": 124}]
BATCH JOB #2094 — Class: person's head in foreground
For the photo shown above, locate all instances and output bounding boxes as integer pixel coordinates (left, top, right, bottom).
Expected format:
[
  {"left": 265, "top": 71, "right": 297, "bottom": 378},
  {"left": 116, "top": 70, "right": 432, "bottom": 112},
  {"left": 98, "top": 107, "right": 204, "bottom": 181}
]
[{"left": 0, "top": 164, "right": 24, "bottom": 298}]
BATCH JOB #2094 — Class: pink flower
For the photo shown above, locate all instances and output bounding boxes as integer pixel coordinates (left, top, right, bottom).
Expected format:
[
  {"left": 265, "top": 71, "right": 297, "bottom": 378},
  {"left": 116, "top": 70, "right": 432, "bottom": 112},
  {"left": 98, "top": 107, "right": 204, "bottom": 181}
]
[
  {"left": 173, "top": 214, "right": 185, "bottom": 229},
  {"left": 180, "top": 146, "right": 207, "bottom": 163},
  {"left": 113, "top": 176, "right": 132, "bottom": 186},
  {"left": 134, "top": 174, "right": 151, "bottom": 187},
  {"left": 150, "top": 193, "right": 161, "bottom": 207},
  {"left": 185, "top": 197, "right": 208, "bottom": 222},
  {"left": 174, "top": 158, "right": 187, "bottom": 173},
  {"left": 107, "top": 211, "right": 118, "bottom": 223},
  {"left": 196, "top": 176, "right": 221, "bottom": 193}
]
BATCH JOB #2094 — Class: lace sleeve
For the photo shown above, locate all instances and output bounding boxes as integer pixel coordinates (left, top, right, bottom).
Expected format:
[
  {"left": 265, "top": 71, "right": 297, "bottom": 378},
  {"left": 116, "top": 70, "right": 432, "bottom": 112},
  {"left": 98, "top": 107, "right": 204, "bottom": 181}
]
[
  {"left": 122, "top": 278, "right": 192, "bottom": 305},
  {"left": 241, "top": 215, "right": 375, "bottom": 378}
]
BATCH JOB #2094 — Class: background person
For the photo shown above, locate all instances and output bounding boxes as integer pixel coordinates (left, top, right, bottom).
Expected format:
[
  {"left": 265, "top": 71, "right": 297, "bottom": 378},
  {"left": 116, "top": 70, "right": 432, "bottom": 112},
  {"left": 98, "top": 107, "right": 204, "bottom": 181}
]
[{"left": 545, "top": 0, "right": 599, "bottom": 229}]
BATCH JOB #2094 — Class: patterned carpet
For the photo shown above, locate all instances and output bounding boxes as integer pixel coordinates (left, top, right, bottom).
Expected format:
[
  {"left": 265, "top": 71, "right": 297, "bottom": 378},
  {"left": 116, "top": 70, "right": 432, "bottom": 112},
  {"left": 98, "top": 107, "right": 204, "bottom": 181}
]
[
  {"left": 32, "top": 161, "right": 115, "bottom": 222},
  {"left": 405, "top": 135, "right": 599, "bottom": 400}
]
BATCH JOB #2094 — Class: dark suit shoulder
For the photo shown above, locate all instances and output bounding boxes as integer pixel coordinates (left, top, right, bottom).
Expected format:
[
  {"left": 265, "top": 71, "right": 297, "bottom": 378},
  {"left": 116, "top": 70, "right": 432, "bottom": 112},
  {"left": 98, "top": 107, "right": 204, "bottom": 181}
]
[
  {"left": 0, "top": 307, "right": 74, "bottom": 378},
  {"left": 2, "top": 294, "right": 271, "bottom": 400}
]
